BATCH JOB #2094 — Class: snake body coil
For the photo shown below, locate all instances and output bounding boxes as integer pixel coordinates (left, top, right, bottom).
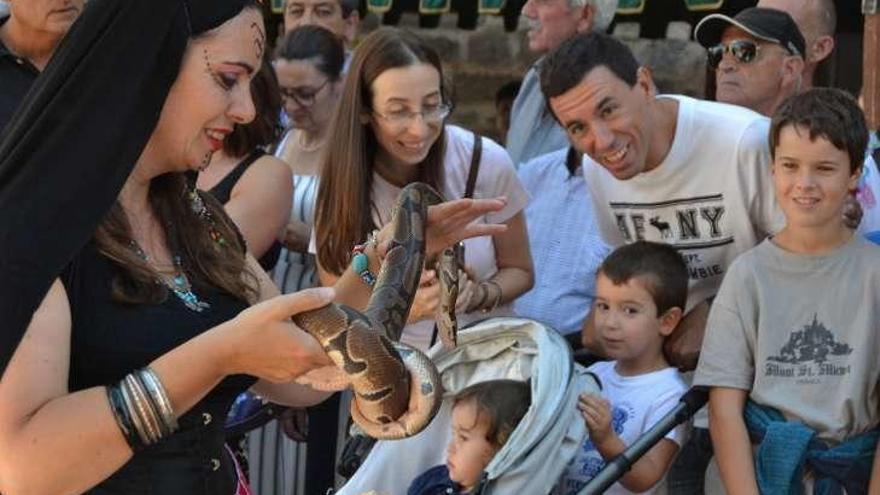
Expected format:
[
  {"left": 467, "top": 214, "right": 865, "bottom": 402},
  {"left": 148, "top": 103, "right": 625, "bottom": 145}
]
[{"left": 292, "top": 183, "right": 455, "bottom": 439}]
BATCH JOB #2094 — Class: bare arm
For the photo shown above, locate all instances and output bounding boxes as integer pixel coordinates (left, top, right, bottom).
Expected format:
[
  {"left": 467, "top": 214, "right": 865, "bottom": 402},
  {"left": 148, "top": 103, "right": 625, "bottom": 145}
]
[
  {"left": 224, "top": 155, "right": 292, "bottom": 258},
  {"left": 485, "top": 211, "right": 533, "bottom": 304},
  {"left": 0, "top": 278, "right": 331, "bottom": 495},
  {"left": 246, "top": 254, "right": 333, "bottom": 407},
  {"left": 663, "top": 299, "right": 710, "bottom": 371},
  {"left": 580, "top": 394, "right": 680, "bottom": 492},
  {"left": 869, "top": 437, "right": 880, "bottom": 495},
  {"left": 580, "top": 307, "right": 604, "bottom": 356},
  {"left": 709, "top": 387, "right": 758, "bottom": 495},
  {"left": 318, "top": 197, "right": 511, "bottom": 310}
]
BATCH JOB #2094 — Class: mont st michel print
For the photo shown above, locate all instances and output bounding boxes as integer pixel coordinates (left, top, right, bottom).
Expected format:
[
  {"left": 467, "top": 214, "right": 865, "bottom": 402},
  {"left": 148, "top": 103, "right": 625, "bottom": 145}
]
[{"left": 764, "top": 314, "right": 853, "bottom": 383}]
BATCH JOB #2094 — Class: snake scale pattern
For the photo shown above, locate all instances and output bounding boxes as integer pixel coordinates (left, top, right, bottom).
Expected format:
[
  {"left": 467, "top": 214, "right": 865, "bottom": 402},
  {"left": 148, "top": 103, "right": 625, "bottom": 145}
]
[{"left": 292, "top": 182, "right": 458, "bottom": 439}]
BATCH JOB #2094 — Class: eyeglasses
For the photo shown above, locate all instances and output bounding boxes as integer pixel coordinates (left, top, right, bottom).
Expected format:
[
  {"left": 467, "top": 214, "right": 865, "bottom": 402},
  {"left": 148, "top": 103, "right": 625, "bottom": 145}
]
[
  {"left": 372, "top": 103, "right": 452, "bottom": 130},
  {"left": 280, "top": 79, "right": 329, "bottom": 107},
  {"left": 707, "top": 39, "right": 764, "bottom": 69}
]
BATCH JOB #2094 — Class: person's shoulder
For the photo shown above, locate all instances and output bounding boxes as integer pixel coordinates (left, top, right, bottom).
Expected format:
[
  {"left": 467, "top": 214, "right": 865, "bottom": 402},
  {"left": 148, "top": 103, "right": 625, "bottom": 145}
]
[
  {"left": 517, "top": 147, "right": 569, "bottom": 182},
  {"left": 848, "top": 235, "right": 880, "bottom": 263},
  {"left": 586, "top": 359, "right": 615, "bottom": 379},
  {"left": 234, "top": 153, "right": 292, "bottom": 198},
  {"left": 408, "top": 464, "right": 454, "bottom": 495},
  {"left": 680, "top": 95, "right": 767, "bottom": 125},
  {"left": 654, "top": 367, "right": 689, "bottom": 393},
  {"left": 445, "top": 125, "right": 512, "bottom": 169}
]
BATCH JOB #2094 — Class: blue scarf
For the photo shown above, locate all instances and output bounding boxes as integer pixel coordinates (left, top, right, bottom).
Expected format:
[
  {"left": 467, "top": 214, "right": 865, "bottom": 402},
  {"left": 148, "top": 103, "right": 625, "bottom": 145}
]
[{"left": 744, "top": 401, "right": 879, "bottom": 495}]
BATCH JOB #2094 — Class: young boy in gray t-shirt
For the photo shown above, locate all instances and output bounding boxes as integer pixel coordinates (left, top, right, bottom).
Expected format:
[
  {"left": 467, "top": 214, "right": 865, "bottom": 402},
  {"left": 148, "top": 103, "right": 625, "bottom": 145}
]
[{"left": 694, "top": 88, "right": 880, "bottom": 493}]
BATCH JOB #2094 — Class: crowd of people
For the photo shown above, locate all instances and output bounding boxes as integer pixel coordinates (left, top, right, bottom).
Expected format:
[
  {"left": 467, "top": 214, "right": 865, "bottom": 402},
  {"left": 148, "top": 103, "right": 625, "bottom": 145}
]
[{"left": 1, "top": 0, "right": 880, "bottom": 494}]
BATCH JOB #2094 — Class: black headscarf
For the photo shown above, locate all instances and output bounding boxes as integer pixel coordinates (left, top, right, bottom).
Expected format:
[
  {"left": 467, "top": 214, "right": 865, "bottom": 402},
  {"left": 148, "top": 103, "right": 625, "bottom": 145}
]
[{"left": 0, "top": 0, "right": 249, "bottom": 375}]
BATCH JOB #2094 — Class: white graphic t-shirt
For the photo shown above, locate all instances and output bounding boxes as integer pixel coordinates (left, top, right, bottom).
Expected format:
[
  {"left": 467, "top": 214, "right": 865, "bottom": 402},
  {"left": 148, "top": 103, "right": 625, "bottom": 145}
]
[
  {"left": 582, "top": 96, "right": 784, "bottom": 312},
  {"left": 557, "top": 361, "right": 689, "bottom": 495}
]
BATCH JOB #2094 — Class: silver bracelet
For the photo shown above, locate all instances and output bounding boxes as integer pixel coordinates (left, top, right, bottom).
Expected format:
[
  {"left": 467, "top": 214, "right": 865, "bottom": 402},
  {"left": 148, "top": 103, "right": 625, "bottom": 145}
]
[
  {"left": 119, "top": 376, "right": 153, "bottom": 446},
  {"left": 125, "top": 374, "right": 161, "bottom": 444},
  {"left": 138, "top": 368, "right": 178, "bottom": 436}
]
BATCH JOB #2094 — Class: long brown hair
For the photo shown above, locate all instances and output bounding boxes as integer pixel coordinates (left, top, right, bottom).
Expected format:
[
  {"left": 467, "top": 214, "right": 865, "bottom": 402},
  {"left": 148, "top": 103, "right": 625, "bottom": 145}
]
[
  {"left": 92, "top": 2, "right": 263, "bottom": 304},
  {"left": 95, "top": 173, "right": 258, "bottom": 304},
  {"left": 315, "top": 28, "right": 452, "bottom": 275}
]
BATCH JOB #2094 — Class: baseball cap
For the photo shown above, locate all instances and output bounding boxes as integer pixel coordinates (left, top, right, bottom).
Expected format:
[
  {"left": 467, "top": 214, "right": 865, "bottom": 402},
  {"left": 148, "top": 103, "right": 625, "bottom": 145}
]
[{"left": 694, "top": 7, "right": 806, "bottom": 57}]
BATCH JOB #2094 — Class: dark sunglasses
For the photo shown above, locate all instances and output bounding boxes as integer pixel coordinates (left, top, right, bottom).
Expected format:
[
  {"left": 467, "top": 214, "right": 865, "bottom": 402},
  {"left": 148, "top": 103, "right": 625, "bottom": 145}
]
[{"left": 707, "top": 39, "right": 762, "bottom": 69}]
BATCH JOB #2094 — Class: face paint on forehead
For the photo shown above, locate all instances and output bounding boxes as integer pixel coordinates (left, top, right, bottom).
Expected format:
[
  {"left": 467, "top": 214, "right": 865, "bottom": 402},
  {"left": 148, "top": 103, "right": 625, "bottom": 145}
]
[
  {"left": 250, "top": 22, "right": 266, "bottom": 61},
  {"left": 203, "top": 48, "right": 212, "bottom": 72}
]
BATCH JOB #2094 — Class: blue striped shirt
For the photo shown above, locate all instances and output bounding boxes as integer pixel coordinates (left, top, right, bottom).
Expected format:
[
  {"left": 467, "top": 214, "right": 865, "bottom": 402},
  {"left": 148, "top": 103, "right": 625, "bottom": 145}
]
[{"left": 513, "top": 148, "right": 609, "bottom": 335}]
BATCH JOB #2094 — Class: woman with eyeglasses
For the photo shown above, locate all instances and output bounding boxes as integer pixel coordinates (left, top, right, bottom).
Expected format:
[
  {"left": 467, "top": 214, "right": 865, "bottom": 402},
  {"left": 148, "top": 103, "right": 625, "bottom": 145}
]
[
  {"left": 314, "top": 28, "right": 534, "bottom": 352},
  {"left": 273, "top": 25, "right": 345, "bottom": 296},
  {"left": 257, "top": 25, "right": 347, "bottom": 495}
]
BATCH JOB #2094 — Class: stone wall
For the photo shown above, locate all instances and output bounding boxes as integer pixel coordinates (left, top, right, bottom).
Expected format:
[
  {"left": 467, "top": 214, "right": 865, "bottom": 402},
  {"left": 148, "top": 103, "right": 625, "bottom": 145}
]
[{"left": 362, "top": 14, "right": 709, "bottom": 142}]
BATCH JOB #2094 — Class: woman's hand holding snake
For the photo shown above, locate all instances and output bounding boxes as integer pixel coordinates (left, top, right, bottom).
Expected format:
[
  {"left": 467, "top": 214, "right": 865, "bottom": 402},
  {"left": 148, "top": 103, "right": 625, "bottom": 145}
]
[{"left": 218, "top": 287, "right": 335, "bottom": 383}]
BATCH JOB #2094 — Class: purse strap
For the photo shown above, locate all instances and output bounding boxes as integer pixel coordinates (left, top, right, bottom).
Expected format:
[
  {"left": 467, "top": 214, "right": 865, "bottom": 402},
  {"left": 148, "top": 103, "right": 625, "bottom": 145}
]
[
  {"left": 429, "top": 132, "right": 483, "bottom": 349},
  {"left": 465, "top": 131, "right": 482, "bottom": 200}
]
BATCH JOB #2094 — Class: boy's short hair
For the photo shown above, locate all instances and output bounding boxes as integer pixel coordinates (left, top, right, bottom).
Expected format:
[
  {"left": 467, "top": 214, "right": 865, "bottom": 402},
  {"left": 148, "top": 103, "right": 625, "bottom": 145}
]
[
  {"left": 539, "top": 32, "right": 639, "bottom": 103},
  {"left": 598, "top": 241, "right": 688, "bottom": 316},
  {"left": 453, "top": 380, "right": 531, "bottom": 450},
  {"left": 769, "top": 88, "right": 868, "bottom": 174}
]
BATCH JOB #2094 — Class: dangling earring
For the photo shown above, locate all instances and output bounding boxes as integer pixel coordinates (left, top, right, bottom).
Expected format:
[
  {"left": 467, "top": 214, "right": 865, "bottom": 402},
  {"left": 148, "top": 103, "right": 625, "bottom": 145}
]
[{"left": 187, "top": 188, "right": 228, "bottom": 247}]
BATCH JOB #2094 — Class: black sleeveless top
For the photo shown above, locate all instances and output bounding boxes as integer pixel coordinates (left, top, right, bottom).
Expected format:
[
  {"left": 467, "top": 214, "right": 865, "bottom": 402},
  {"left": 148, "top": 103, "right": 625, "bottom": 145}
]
[
  {"left": 208, "top": 150, "right": 282, "bottom": 271},
  {"left": 63, "top": 241, "right": 255, "bottom": 495}
]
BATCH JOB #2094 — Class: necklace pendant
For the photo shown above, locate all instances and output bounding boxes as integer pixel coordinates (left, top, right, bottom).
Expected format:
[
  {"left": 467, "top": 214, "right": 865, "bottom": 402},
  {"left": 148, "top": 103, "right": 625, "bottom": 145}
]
[{"left": 173, "top": 287, "right": 211, "bottom": 312}]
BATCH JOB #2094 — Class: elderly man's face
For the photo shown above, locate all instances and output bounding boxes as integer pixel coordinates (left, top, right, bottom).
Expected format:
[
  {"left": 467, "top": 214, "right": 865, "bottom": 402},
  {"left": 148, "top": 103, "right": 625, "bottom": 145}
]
[
  {"left": 520, "top": 0, "right": 593, "bottom": 54},
  {"left": 284, "top": 0, "right": 358, "bottom": 45},
  {"left": 8, "top": 0, "right": 84, "bottom": 36},
  {"left": 714, "top": 26, "right": 795, "bottom": 116}
]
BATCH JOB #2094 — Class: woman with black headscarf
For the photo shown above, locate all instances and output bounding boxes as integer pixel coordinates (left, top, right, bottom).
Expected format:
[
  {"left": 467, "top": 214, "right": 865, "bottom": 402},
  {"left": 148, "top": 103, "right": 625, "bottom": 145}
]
[{"left": 0, "top": 1, "right": 506, "bottom": 494}]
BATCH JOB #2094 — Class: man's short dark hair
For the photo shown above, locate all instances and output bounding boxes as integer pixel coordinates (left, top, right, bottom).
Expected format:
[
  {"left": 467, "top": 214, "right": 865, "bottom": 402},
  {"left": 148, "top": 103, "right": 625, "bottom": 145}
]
[
  {"left": 598, "top": 241, "right": 688, "bottom": 316},
  {"left": 769, "top": 88, "right": 867, "bottom": 174},
  {"left": 540, "top": 32, "right": 639, "bottom": 102}
]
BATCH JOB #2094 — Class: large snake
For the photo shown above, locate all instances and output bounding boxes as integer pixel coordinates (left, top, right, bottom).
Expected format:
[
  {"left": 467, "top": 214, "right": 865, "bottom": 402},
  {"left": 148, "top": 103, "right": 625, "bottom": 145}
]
[{"left": 291, "top": 182, "right": 460, "bottom": 439}]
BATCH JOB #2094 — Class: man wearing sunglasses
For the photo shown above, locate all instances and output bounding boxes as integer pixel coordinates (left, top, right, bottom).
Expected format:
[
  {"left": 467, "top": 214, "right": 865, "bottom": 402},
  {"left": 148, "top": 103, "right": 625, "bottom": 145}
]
[
  {"left": 695, "top": 7, "right": 805, "bottom": 118},
  {"left": 698, "top": 6, "right": 880, "bottom": 246}
]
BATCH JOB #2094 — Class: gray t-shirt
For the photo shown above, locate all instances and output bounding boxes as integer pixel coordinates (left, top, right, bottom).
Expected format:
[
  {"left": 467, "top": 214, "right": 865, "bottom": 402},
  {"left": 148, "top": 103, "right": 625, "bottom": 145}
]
[{"left": 694, "top": 236, "right": 880, "bottom": 442}]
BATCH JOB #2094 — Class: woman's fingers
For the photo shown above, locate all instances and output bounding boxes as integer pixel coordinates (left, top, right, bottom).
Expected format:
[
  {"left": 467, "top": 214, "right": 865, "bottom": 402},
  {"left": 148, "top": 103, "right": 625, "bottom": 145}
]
[{"left": 258, "top": 287, "right": 336, "bottom": 321}]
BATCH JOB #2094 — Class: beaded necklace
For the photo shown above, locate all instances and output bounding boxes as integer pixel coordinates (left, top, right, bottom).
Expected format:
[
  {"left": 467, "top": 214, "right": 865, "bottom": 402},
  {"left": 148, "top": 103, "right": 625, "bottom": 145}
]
[{"left": 130, "top": 242, "right": 211, "bottom": 313}]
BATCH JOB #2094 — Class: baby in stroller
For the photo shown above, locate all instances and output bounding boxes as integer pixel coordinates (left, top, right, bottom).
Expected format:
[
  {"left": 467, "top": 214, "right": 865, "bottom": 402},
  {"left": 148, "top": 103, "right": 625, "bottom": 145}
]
[
  {"left": 408, "top": 380, "right": 531, "bottom": 494},
  {"left": 337, "top": 316, "right": 599, "bottom": 495}
]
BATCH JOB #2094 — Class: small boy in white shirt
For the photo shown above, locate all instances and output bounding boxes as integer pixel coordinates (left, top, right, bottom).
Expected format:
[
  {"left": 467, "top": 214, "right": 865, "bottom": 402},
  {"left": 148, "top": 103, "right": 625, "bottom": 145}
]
[{"left": 557, "top": 241, "right": 689, "bottom": 494}]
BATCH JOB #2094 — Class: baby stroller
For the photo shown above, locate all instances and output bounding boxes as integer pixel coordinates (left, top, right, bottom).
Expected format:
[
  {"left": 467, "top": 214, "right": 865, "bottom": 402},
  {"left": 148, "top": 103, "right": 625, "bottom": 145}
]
[{"left": 336, "top": 316, "right": 601, "bottom": 495}]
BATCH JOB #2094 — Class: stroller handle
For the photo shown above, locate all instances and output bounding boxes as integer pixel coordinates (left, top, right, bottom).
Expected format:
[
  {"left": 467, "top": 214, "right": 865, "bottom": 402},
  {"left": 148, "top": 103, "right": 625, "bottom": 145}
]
[{"left": 576, "top": 387, "right": 709, "bottom": 495}]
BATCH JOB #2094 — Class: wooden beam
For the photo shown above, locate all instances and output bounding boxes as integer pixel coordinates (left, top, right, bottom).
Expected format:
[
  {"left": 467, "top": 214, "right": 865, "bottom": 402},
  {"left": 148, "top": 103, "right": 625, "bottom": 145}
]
[{"left": 865, "top": 0, "right": 879, "bottom": 129}]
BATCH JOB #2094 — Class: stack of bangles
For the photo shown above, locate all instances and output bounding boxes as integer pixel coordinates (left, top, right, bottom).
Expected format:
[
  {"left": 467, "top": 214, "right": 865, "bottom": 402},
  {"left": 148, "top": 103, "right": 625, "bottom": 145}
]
[
  {"left": 106, "top": 367, "right": 178, "bottom": 451},
  {"left": 351, "top": 230, "right": 380, "bottom": 286},
  {"left": 467, "top": 279, "right": 503, "bottom": 314}
]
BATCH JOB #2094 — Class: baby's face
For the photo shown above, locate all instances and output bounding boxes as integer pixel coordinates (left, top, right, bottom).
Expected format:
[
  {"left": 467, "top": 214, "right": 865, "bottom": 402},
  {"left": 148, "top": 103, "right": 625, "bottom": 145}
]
[{"left": 446, "top": 401, "right": 497, "bottom": 491}]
